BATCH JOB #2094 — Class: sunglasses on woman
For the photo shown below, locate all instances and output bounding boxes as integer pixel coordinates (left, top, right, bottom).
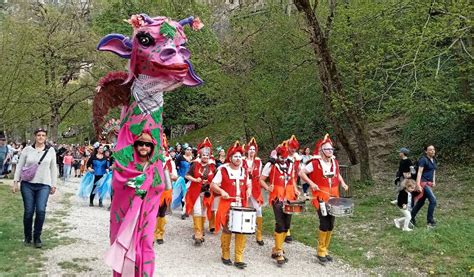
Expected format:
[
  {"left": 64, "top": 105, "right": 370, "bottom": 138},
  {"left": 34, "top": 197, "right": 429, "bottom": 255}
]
[{"left": 135, "top": 141, "right": 154, "bottom": 148}]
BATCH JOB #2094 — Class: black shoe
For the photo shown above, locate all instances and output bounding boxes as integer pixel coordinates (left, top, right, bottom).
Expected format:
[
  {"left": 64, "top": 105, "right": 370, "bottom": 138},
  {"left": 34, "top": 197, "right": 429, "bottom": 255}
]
[
  {"left": 221, "top": 258, "right": 232, "bottom": 265},
  {"left": 34, "top": 239, "right": 42, "bottom": 248},
  {"left": 284, "top": 235, "right": 293, "bottom": 243},
  {"left": 234, "top": 262, "right": 247, "bottom": 269},
  {"left": 427, "top": 221, "right": 437, "bottom": 228},
  {"left": 156, "top": 239, "right": 164, "bottom": 244},
  {"left": 98, "top": 202, "right": 103, "bottom": 208},
  {"left": 257, "top": 240, "right": 264, "bottom": 246},
  {"left": 210, "top": 228, "right": 215, "bottom": 233},
  {"left": 193, "top": 238, "right": 202, "bottom": 246},
  {"left": 24, "top": 240, "right": 32, "bottom": 246},
  {"left": 89, "top": 203, "right": 94, "bottom": 207},
  {"left": 317, "top": 255, "right": 328, "bottom": 265},
  {"left": 181, "top": 214, "right": 186, "bottom": 220},
  {"left": 410, "top": 218, "right": 416, "bottom": 227},
  {"left": 326, "top": 255, "right": 333, "bottom": 262}
]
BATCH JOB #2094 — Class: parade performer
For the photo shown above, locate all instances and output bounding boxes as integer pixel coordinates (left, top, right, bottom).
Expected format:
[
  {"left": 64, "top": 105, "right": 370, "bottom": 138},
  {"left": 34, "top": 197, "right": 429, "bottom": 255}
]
[
  {"left": 154, "top": 134, "right": 177, "bottom": 244},
  {"left": 94, "top": 13, "right": 203, "bottom": 276},
  {"left": 185, "top": 137, "right": 216, "bottom": 245},
  {"left": 285, "top": 134, "right": 301, "bottom": 242},
  {"left": 260, "top": 141, "right": 300, "bottom": 266},
  {"left": 243, "top": 137, "right": 264, "bottom": 246},
  {"left": 211, "top": 141, "right": 251, "bottom": 269},
  {"left": 299, "top": 134, "right": 349, "bottom": 265},
  {"left": 175, "top": 144, "right": 194, "bottom": 219}
]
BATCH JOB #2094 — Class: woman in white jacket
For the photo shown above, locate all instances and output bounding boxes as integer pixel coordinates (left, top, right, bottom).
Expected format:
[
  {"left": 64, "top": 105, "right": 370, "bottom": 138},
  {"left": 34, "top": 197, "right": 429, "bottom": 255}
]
[{"left": 12, "top": 128, "right": 57, "bottom": 248}]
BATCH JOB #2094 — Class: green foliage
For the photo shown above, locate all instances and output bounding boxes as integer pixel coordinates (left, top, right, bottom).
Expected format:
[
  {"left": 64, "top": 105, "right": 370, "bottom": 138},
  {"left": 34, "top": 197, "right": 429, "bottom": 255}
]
[{"left": 1, "top": 0, "right": 472, "bottom": 163}]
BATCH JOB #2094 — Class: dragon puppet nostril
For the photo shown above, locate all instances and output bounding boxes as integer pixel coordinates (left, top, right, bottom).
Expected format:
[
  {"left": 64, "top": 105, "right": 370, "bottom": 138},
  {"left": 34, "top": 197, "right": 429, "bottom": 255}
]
[
  {"left": 159, "top": 48, "right": 177, "bottom": 61},
  {"left": 178, "top": 47, "right": 191, "bottom": 59}
]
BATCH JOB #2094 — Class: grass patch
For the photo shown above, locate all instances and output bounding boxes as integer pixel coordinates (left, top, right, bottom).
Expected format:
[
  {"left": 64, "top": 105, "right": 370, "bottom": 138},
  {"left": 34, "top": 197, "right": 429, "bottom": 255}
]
[
  {"left": 0, "top": 182, "right": 74, "bottom": 275},
  {"left": 262, "top": 166, "right": 474, "bottom": 275},
  {"left": 57, "top": 260, "right": 92, "bottom": 273}
]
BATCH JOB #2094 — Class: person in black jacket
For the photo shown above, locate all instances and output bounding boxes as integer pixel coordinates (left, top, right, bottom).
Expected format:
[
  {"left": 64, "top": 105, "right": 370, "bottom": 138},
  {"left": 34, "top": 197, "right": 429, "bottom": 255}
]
[
  {"left": 391, "top": 147, "right": 413, "bottom": 204},
  {"left": 393, "top": 179, "right": 419, "bottom": 231}
]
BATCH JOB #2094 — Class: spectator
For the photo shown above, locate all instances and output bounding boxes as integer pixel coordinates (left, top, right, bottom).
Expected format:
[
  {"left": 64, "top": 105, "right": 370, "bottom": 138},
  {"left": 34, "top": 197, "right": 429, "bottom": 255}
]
[
  {"left": 391, "top": 148, "right": 413, "bottom": 204},
  {"left": 11, "top": 143, "right": 22, "bottom": 177},
  {"left": 62, "top": 151, "right": 73, "bottom": 183},
  {"left": 394, "top": 179, "right": 419, "bottom": 231},
  {"left": 411, "top": 145, "right": 437, "bottom": 228},
  {"left": 300, "top": 147, "right": 312, "bottom": 196},
  {"left": 72, "top": 149, "right": 82, "bottom": 177},
  {"left": 215, "top": 147, "right": 226, "bottom": 168},
  {"left": 0, "top": 137, "right": 8, "bottom": 178},
  {"left": 12, "top": 128, "right": 57, "bottom": 248}
]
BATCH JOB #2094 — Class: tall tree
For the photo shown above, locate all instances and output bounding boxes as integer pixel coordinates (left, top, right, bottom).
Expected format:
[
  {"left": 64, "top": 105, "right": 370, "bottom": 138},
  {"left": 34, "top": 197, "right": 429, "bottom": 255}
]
[{"left": 294, "top": 0, "right": 371, "bottom": 181}]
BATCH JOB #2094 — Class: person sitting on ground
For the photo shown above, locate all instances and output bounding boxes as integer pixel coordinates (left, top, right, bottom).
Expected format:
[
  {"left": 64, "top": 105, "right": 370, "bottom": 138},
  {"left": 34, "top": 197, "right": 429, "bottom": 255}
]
[{"left": 394, "top": 179, "right": 420, "bottom": 231}]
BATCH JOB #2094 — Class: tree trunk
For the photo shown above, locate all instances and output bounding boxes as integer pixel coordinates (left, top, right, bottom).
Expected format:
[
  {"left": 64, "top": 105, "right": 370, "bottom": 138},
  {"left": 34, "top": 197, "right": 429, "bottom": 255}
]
[{"left": 294, "top": 0, "right": 372, "bottom": 181}]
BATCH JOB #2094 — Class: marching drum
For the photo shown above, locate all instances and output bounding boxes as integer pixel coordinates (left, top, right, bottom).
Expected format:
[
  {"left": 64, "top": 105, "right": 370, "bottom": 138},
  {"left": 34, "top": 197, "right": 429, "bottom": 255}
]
[
  {"left": 283, "top": 200, "right": 306, "bottom": 215},
  {"left": 327, "top": 197, "right": 354, "bottom": 217},
  {"left": 228, "top": 206, "right": 257, "bottom": 234}
]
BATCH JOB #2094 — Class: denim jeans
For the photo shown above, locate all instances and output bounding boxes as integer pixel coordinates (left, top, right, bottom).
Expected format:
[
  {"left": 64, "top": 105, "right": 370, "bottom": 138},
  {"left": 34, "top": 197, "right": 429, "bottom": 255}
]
[
  {"left": 63, "top": 165, "right": 72, "bottom": 182},
  {"left": 20, "top": 181, "right": 51, "bottom": 242},
  {"left": 411, "top": 185, "right": 437, "bottom": 224}
]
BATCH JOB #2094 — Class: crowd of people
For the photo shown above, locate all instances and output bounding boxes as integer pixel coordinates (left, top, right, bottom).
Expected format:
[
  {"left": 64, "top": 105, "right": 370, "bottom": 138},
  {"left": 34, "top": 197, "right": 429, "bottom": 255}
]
[{"left": 5, "top": 127, "right": 438, "bottom": 271}]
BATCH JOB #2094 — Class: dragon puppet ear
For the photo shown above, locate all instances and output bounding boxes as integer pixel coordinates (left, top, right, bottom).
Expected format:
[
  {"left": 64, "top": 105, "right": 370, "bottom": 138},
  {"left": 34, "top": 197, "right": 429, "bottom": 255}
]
[{"left": 97, "top": 34, "right": 133, "bottom": 59}]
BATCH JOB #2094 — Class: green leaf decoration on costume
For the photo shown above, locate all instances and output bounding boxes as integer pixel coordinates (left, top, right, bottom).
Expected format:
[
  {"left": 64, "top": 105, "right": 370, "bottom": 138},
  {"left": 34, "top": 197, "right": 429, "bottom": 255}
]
[
  {"left": 120, "top": 113, "right": 130, "bottom": 128},
  {"left": 160, "top": 22, "right": 176, "bottom": 39},
  {"left": 130, "top": 120, "right": 146, "bottom": 135},
  {"left": 112, "top": 145, "right": 134, "bottom": 167},
  {"left": 133, "top": 105, "right": 142, "bottom": 115},
  {"left": 135, "top": 189, "right": 147, "bottom": 199},
  {"left": 134, "top": 174, "right": 146, "bottom": 188},
  {"left": 128, "top": 196, "right": 133, "bottom": 208},
  {"left": 150, "top": 150, "right": 160, "bottom": 163},
  {"left": 144, "top": 260, "right": 153, "bottom": 265},
  {"left": 115, "top": 211, "right": 120, "bottom": 223},
  {"left": 152, "top": 167, "right": 162, "bottom": 188},
  {"left": 159, "top": 153, "right": 166, "bottom": 162},
  {"left": 136, "top": 163, "right": 144, "bottom": 172},
  {"left": 144, "top": 272, "right": 149, "bottom": 277},
  {"left": 151, "top": 128, "right": 161, "bottom": 142},
  {"left": 150, "top": 107, "right": 163, "bottom": 124}
]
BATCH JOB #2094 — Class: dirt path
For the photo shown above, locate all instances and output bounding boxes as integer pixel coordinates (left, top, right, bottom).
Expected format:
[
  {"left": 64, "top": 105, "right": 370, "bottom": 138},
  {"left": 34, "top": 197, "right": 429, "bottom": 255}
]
[{"left": 41, "top": 177, "right": 365, "bottom": 276}]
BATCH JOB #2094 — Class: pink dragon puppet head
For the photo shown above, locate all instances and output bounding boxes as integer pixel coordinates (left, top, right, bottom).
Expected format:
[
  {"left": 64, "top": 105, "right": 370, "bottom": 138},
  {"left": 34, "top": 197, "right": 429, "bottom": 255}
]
[{"left": 97, "top": 14, "right": 204, "bottom": 87}]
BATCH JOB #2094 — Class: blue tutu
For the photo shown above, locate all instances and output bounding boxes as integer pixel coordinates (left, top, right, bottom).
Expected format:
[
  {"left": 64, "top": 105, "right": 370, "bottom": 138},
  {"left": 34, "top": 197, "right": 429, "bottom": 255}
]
[
  {"left": 77, "top": 172, "right": 95, "bottom": 198},
  {"left": 171, "top": 176, "right": 188, "bottom": 210},
  {"left": 96, "top": 171, "right": 113, "bottom": 200}
]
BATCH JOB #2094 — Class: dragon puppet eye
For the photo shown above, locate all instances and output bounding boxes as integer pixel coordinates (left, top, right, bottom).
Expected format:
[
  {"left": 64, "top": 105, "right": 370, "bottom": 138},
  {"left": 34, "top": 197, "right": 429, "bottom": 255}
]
[{"left": 136, "top": 32, "right": 155, "bottom": 47}]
